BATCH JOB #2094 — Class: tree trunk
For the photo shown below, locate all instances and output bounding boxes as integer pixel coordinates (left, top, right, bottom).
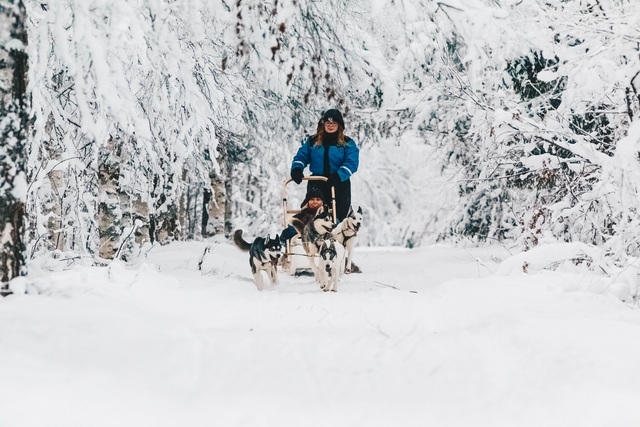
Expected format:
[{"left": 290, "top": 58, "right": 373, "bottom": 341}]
[
  {"left": 206, "top": 172, "right": 226, "bottom": 236},
  {"left": 224, "top": 163, "right": 233, "bottom": 236},
  {"left": 201, "top": 188, "right": 211, "bottom": 236},
  {"left": 0, "top": 0, "right": 28, "bottom": 296}
]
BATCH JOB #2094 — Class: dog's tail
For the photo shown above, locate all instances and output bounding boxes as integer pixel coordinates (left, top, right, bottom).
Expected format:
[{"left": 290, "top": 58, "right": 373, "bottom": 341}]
[
  {"left": 291, "top": 218, "right": 305, "bottom": 235},
  {"left": 232, "top": 229, "right": 252, "bottom": 252}
]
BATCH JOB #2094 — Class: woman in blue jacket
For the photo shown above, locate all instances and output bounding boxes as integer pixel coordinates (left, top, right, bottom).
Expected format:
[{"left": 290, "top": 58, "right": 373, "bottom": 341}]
[{"left": 290, "top": 109, "right": 359, "bottom": 222}]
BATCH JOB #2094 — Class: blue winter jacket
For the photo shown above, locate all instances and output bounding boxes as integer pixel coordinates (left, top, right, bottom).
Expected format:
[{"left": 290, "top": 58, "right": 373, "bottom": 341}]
[{"left": 291, "top": 136, "right": 359, "bottom": 182}]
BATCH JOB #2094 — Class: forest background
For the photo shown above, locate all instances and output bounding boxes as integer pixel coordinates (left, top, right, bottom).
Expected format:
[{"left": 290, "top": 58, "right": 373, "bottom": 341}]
[{"left": 2, "top": 0, "right": 640, "bottom": 290}]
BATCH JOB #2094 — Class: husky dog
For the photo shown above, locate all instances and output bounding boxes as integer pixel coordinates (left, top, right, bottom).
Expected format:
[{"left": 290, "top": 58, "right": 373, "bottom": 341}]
[
  {"left": 233, "top": 230, "right": 283, "bottom": 291},
  {"left": 331, "top": 206, "right": 363, "bottom": 273},
  {"left": 292, "top": 206, "right": 335, "bottom": 278},
  {"left": 317, "top": 239, "right": 346, "bottom": 292}
]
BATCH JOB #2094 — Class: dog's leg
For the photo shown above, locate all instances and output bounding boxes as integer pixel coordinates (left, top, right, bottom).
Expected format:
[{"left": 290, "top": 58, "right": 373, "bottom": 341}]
[
  {"left": 340, "top": 251, "right": 347, "bottom": 276},
  {"left": 309, "top": 254, "right": 321, "bottom": 282},
  {"left": 253, "top": 271, "right": 265, "bottom": 291},
  {"left": 322, "top": 268, "right": 331, "bottom": 292},
  {"left": 317, "top": 259, "right": 326, "bottom": 290},
  {"left": 326, "top": 268, "right": 336, "bottom": 292},
  {"left": 317, "top": 256, "right": 328, "bottom": 291},
  {"left": 344, "top": 238, "right": 355, "bottom": 273},
  {"left": 302, "top": 242, "right": 319, "bottom": 279},
  {"left": 320, "top": 270, "right": 328, "bottom": 291},
  {"left": 268, "top": 266, "right": 279, "bottom": 287}
]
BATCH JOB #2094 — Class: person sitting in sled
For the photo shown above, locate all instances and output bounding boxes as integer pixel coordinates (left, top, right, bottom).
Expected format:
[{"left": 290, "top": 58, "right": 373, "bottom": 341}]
[
  {"left": 280, "top": 187, "right": 326, "bottom": 244},
  {"left": 289, "top": 109, "right": 359, "bottom": 223}
]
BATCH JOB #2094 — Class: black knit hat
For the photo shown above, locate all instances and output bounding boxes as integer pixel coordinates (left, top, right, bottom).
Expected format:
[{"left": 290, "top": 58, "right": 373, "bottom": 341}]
[
  {"left": 300, "top": 187, "right": 325, "bottom": 208},
  {"left": 321, "top": 109, "right": 345, "bottom": 128}
]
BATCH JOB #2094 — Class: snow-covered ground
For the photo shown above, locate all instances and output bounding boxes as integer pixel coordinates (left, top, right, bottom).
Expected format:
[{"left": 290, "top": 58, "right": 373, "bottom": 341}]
[{"left": 2, "top": 239, "right": 640, "bottom": 427}]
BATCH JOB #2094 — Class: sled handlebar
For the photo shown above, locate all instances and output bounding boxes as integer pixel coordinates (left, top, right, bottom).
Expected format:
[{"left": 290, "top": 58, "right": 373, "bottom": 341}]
[{"left": 284, "top": 176, "right": 328, "bottom": 185}]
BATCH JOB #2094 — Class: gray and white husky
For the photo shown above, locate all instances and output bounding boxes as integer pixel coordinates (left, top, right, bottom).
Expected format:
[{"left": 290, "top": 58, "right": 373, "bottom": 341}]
[
  {"left": 292, "top": 206, "right": 335, "bottom": 278},
  {"left": 331, "top": 206, "right": 363, "bottom": 273},
  {"left": 317, "top": 239, "right": 346, "bottom": 292},
  {"left": 233, "top": 229, "right": 283, "bottom": 291}
]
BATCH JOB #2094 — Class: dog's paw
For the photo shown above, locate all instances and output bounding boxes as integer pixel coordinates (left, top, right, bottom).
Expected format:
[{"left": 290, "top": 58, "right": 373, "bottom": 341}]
[{"left": 348, "top": 263, "right": 362, "bottom": 274}]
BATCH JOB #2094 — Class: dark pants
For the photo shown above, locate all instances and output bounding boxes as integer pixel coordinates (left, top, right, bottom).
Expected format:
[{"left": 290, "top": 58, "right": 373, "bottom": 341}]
[{"left": 308, "top": 178, "right": 351, "bottom": 222}]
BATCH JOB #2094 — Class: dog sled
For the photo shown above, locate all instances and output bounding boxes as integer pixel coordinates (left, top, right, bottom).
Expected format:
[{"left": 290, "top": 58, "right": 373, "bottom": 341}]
[{"left": 281, "top": 176, "right": 336, "bottom": 276}]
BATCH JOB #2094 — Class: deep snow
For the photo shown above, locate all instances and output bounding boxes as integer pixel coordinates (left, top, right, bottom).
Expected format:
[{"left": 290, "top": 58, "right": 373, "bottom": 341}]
[{"left": 1, "top": 239, "right": 640, "bottom": 427}]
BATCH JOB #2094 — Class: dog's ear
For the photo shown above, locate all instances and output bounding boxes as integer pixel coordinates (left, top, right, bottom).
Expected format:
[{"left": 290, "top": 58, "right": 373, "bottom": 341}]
[
  {"left": 357, "top": 206, "right": 363, "bottom": 214},
  {"left": 316, "top": 205, "right": 325, "bottom": 216},
  {"left": 274, "top": 234, "right": 280, "bottom": 243},
  {"left": 266, "top": 234, "right": 271, "bottom": 241},
  {"left": 347, "top": 206, "right": 353, "bottom": 216}
]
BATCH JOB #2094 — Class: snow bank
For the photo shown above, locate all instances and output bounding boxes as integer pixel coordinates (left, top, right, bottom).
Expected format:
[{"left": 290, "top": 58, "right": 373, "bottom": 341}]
[{"left": 1, "top": 241, "right": 639, "bottom": 426}]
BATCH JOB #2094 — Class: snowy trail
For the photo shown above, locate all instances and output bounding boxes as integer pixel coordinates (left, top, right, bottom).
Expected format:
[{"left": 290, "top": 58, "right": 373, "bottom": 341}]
[{"left": 1, "top": 241, "right": 640, "bottom": 426}]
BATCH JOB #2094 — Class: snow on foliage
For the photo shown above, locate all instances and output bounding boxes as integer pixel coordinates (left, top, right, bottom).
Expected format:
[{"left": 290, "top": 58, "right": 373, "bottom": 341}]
[{"left": 16, "top": 0, "right": 640, "bottom": 292}]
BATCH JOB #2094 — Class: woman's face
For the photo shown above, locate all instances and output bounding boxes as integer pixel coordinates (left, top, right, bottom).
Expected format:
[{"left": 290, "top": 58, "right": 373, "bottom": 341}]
[{"left": 323, "top": 118, "right": 339, "bottom": 134}]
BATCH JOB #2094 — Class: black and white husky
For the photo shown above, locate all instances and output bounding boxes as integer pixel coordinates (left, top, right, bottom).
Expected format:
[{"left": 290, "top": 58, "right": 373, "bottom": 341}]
[
  {"left": 317, "top": 239, "right": 346, "bottom": 292},
  {"left": 292, "top": 206, "right": 335, "bottom": 278},
  {"left": 233, "top": 230, "right": 283, "bottom": 291},
  {"left": 331, "top": 206, "right": 363, "bottom": 273}
]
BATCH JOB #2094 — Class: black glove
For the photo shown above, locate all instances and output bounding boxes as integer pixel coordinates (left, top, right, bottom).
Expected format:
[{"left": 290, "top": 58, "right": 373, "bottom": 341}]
[
  {"left": 291, "top": 168, "right": 304, "bottom": 184},
  {"left": 327, "top": 173, "right": 341, "bottom": 187}
]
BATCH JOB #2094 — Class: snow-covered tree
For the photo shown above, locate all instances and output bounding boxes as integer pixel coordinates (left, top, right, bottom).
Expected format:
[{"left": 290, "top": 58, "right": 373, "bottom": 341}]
[
  {"left": 14, "top": 0, "right": 640, "bottom": 275},
  {"left": 419, "top": 0, "right": 640, "bottom": 254},
  {"left": 0, "top": 0, "right": 28, "bottom": 295},
  {"left": 26, "top": 0, "right": 220, "bottom": 260}
]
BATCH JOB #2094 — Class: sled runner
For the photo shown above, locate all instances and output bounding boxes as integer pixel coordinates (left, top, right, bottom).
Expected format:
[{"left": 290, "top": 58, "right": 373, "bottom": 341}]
[{"left": 281, "top": 176, "right": 337, "bottom": 276}]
